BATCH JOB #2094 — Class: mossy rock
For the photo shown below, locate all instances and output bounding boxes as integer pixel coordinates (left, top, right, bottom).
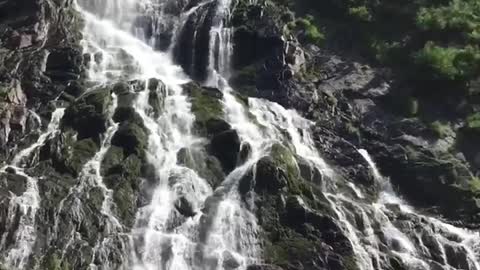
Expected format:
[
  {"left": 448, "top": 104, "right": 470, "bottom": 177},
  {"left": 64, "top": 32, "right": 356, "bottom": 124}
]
[
  {"left": 51, "top": 137, "right": 99, "bottom": 176},
  {"left": 111, "top": 122, "right": 148, "bottom": 157},
  {"left": 101, "top": 145, "right": 125, "bottom": 176},
  {"left": 177, "top": 147, "right": 225, "bottom": 188},
  {"left": 270, "top": 143, "right": 304, "bottom": 194},
  {"left": 88, "top": 186, "right": 105, "bottom": 210},
  {"left": 264, "top": 235, "right": 316, "bottom": 266},
  {"left": 148, "top": 78, "right": 166, "bottom": 118},
  {"left": 229, "top": 64, "right": 258, "bottom": 97},
  {"left": 41, "top": 252, "right": 71, "bottom": 270},
  {"left": 62, "top": 86, "right": 112, "bottom": 139},
  {"left": 110, "top": 174, "right": 137, "bottom": 227},
  {"left": 183, "top": 82, "right": 224, "bottom": 135},
  {"left": 113, "top": 107, "right": 143, "bottom": 124}
]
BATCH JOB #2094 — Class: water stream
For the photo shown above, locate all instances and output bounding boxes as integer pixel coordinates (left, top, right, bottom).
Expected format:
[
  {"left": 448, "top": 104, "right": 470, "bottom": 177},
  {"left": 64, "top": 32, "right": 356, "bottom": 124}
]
[{"left": 1, "top": 0, "right": 479, "bottom": 269}]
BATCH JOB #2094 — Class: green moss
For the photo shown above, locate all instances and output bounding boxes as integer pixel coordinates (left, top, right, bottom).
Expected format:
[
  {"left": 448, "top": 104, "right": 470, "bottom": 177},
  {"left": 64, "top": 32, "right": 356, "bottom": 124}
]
[
  {"left": 111, "top": 122, "right": 148, "bottom": 157},
  {"left": 270, "top": 143, "right": 304, "bottom": 194},
  {"left": 469, "top": 177, "right": 480, "bottom": 194},
  {"left": 293, "top": 17, "right": 325, "bottom": 46},
  {"left": 348, "top": 6, "right": 372, "bottom": 22},
  {"left": 343, "top": 255, "right": 361, "bottom": 270},
  {"left": 67, "top": 138, "right": 98, "bottom": 174},
  {"left": 264, "top": 235, "right": 314, "bottom": 266},
  {"left": 466, "top": 113, "right": 480, "bottom": 129},
  {"left": 101, "top": 146, "right": 125, "bottom": 176},
  {"left": 430, "top": 121, "right": 451, "bottom": 138},
  {"left": 42, "top": 252, "right": 71, "bottom": 270},
  {"left": 186, "top": 84, "right": 224, "bottom": 127}
]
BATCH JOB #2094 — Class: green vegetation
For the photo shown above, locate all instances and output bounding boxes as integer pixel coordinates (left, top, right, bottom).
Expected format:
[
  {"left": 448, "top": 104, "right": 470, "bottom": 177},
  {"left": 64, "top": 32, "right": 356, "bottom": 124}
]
[
  {"left": 466, "top": 113, "right": 480, "bottom": 130},
  {"left": 287, "top": 16, "right": 325, "bottom": 46},
  {"left": 430, "top": 121, "right": 452, "bottom": 138},
  {"left": 470, "top": 177, "right": 480, "bottom": 194},
  {"left": 281, "top": 0, "right": 480, "bottom": 93}
]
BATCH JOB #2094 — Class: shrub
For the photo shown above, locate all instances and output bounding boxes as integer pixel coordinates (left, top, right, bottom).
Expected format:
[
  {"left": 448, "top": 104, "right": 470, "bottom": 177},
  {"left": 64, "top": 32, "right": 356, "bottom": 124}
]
[
  {"left": 466, "top": 113, "right": 480, "bottom": 129},
  {"left": 348, "top": 6, "right": 372, "bottom": 22},
  {"left": 292, "top": 17, "right": 325, "bottom": 46}
]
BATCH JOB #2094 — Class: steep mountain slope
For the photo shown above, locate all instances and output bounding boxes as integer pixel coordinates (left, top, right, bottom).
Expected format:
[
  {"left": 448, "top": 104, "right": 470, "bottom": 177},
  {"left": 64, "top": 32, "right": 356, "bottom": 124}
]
[{"left": 0, "top": 0, "right": 479, "bottom": 270}]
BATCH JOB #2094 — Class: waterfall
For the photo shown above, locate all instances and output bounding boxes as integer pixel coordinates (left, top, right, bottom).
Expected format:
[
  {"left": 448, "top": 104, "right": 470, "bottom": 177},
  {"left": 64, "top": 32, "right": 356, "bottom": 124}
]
[
  {"left": 2, "top": 0, "right": 480, "bottom": 269},
  {"left": 358, "top": 149, "right": 480, "bottom": 270},
  {"left": 0, "top": 108, "right": 65, "bottom": 269}
]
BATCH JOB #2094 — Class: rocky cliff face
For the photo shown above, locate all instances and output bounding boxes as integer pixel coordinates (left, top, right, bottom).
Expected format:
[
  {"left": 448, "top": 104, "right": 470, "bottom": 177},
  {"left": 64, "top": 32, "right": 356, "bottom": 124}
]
[{"left": 0, "top": 0, "right": 479, "bottom": 270}]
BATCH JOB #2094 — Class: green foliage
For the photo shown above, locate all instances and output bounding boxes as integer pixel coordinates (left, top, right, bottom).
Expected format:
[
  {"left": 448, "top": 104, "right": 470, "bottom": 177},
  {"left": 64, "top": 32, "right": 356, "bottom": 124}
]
[
  {"left": 430, "top": 121, "right": 451, "bottom": 138},
  {"left": 42, "top": 253, "right": 70, "bottom": 270},
  {"left": 348, "top": 6, "right": 372, "bottom": 22},
  {"left": 416, "top": 0, "right": 480, "bottom": 40},
  {"left": 466, "top": 113, "right": 480, "bottom": 129},
  {"left": 264, "top": 235, "right": 313, "bottom": 265},
  {"left": 414, "top": 42, "right": 480, "bottom": 81},
  {"left": 288, "top": 16, "right": 325, "bottom": 46},
  {"left": 470, "top": 177, "right": 480, "bottom": 194}
]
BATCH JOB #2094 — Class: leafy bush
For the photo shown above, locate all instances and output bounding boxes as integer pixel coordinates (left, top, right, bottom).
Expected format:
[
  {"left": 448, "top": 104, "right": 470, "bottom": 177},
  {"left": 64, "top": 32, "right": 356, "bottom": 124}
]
[
  {"left": 416, "top": 0, "right": 480, "bottom": 38},
  {"left": 293, "top": 17, "right": 325, "bottom": 45},
  {"left": 413, "top": 42, "right": 480, "bottom": 81},
  {"left": 466, "top": 113, "right": 480, "bottom": 129},
  {"left": 348, "top": 6, "right": 372, "bottom": 22}
]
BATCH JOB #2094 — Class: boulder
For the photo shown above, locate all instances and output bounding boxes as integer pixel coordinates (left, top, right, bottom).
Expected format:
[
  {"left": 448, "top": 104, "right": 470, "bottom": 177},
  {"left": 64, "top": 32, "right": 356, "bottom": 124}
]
[
  {"left": 111, "top": 122, "right": 148, "bottom": 157},
  {"left": 174, "top": 196, "right": 196, "bottom": 217},
  {"left": 62, "top": 86, "right": 112, "bottom": 139},
  {"left": 209, "top": 129, "right": 241, "bottom": 173}
]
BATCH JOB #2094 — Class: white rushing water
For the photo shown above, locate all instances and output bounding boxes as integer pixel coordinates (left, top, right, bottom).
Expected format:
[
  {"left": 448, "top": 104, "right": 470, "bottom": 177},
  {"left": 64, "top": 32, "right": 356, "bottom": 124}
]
[
  {"left": 358, "top": 149, "right": 480, "bottom": 270},
  {"left": 0, "top": 108, "right": 65, "bottom": 269}
]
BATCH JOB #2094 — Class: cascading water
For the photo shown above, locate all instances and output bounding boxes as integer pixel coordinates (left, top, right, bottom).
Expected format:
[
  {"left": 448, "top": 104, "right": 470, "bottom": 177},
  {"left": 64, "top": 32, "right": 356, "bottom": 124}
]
[
  {"left": 0, "top": 108, "right": 65, "bottom": 269},
  {"left": 3, "top": 0, "right": 479, "bottom": 269},
  {"left": 357, "top": 149, "right": 480, "bottom": 270}
]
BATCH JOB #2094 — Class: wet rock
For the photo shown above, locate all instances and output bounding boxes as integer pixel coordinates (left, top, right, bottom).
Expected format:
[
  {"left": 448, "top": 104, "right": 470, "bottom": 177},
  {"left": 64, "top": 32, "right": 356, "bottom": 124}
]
[
  {"left": 42, "top": 131, "right": 99, "bottom": 176},
  {"left": 445, "top": 244, "right": 470, "bottom": 270},
  {"left": 148, "top": 79, "right": 166, "bottom": 118},
  {"left": 184, "top": 82, "right": 224, "bottom": 135},
  {"left": 222, "top": 251, "right": 241, "bottom": 269},
  {"left": 113, "top": 82, "right": 131, "bottom": 95},
  {"left": 177, "top": 147, "right": 225, "bottom": 188},
  {"left": 111, "top": 122, "right": 148, "bottom": 157},
  {"left": 0, "top": 170, "right": 27, "bottom": 196},
  {"left": 113, "top": 107, "right": 143, "bottom": 124},
  {"left": 64, "top": 81, "right": 85, "bottom": 97},
  {"left": 206, "top": 118, "right": 231, "bottom": 135},
  {"left": 174, "top": 196, "right": 196, "bottom": 217},
  {"left": 239, "top": 142, "right": 252, "bottom": 164},
  {"left": 101, "top": 146, "right": 125, "bottom": 176},
  {"left": 297, "top": 157, "right": 323, "bottom": 184},
  {"left": 45, "top": 48, "right": 83, "bottom": 81},
  {"left": 209, "top": 129, "right": 241, "bottom": 173},
  {"left": 62, "top": 86, "right": 112, "bottom": 139},
  {"left": 254, "top": 156, "right": 288, "bottom": 192},
  {"left": 173, "top": 1, "right": 217, "bottom": 81}
]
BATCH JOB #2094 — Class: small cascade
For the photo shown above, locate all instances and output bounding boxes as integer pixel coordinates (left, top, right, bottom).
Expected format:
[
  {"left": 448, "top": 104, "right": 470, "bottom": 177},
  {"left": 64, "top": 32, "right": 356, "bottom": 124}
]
[
  {"left": 51, "top": 94, "right": 122, "bottom": 266},
  {"left": 205, "top": 0, "right": 234, "bottom": 86},
  {"left": 358, "top": 149, "right": 480, "bottom": 270},
  {"left": 130, "top": 78, "right": 213, "bottom": 270},
  {"left": 0, "top": 108, "right": 65, "bottom": 269}
]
